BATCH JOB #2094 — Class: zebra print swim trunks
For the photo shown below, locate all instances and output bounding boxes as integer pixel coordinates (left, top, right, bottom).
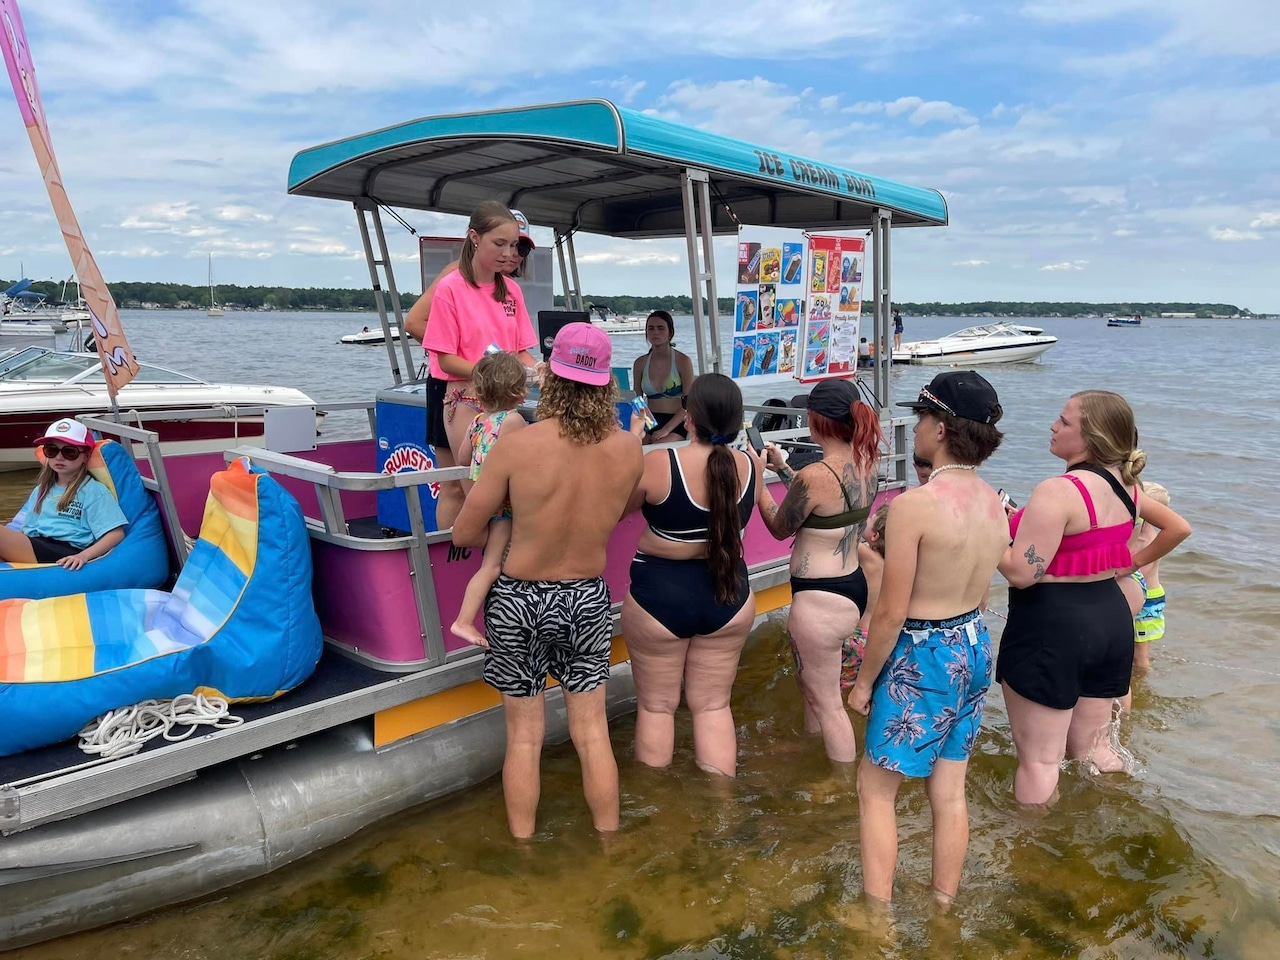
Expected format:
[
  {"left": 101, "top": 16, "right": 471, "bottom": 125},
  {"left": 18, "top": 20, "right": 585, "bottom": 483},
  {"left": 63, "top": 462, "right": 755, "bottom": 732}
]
[{"left": 483, "top": 574, "right": 614, "bottom": 697}]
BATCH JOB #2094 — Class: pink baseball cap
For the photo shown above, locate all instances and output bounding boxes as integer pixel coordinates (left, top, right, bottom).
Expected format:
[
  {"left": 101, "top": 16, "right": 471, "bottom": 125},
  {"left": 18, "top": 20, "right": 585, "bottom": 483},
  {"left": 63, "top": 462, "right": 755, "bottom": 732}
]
[
  {"left": 36, "top": 417, "right": 95, "bottom": 448},
  {"left": 549, "top": 322, "right": 612, "bottom": 386},
  {"left": 510, "top": 209, "right": 536, "bottom": 251}
]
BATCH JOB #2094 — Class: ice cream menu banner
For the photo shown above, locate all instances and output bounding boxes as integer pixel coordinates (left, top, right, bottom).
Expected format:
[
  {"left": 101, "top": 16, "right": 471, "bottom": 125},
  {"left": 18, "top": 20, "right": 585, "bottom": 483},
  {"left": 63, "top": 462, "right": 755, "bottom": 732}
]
[
  {"left": 800, "top": 235, "right": 865, "bottom": 382},
  {"left": 733, "top": 228, "right": 805, "bottom": 380}
]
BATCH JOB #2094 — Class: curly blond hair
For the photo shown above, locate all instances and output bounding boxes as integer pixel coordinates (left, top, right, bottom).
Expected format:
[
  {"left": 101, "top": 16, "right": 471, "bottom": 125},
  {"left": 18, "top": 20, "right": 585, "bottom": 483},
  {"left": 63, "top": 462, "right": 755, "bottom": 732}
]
[{"left": 537, "top": 370, "right": 620, "bottom": 444}]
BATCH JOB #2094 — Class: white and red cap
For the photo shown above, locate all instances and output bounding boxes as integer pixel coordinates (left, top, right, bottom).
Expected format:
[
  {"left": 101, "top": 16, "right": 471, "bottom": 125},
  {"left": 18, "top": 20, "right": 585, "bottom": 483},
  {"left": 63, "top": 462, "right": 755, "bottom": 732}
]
[
  {"left": 511, "top": 209, "right": 536, "bottom": 251},
  {"left": 549, "top": 322, "right": 612, "bottom": 386},
  {"left": 36, "top": 417, "right": 95, "bottom": 448}
]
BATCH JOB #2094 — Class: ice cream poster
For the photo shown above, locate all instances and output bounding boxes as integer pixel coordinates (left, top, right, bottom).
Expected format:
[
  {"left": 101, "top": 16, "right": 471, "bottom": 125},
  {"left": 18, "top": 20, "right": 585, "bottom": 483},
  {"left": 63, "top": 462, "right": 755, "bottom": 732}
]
[
  {"left": 735, "top": 227, "right": 806, "bottom": 379},
  {"left": 800, "top": 234, "right": 865, "bottom": 381}
]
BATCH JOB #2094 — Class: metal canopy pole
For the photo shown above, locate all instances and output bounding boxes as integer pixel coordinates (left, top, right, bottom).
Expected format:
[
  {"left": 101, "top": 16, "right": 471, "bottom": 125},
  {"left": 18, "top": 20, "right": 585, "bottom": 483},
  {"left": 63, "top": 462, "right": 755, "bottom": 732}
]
[
  {"left": 872, "top": 208, "right": 893, "bottom": 413},
  {"left": 680, "top": 168, "right": 719, "bottom": 375},
  {"left": 370, "top": 204, "right": 418, "bottom": 380},
  {"left": 354, "top": 199, "right": 407, "bottom": 384},
  {"left": 554, "top": 229, "right": 573, "bottom": 312},
  {"left": 565, "top": 232, "right": 585, "bottom": 312}
]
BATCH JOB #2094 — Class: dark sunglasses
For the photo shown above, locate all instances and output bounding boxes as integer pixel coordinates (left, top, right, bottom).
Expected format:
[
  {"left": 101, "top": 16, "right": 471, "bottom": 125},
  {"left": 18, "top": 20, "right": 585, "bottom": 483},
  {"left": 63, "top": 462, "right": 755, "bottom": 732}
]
[{"left": 42, "top": 443, "right": 87, "bottom": 460}]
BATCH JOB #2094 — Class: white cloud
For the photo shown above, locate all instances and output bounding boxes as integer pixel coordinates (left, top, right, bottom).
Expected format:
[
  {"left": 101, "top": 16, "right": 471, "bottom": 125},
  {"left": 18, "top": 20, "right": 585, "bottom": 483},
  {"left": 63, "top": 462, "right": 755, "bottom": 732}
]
[
  {"left": 215, "top": 205, "right": 274, "bottom": 223},
  {"left": 851, "top": 96, "right": 977, "bottom": 127},
  {"left": 579, "top": 251, "right": 683, "bottom": 267},
  {"left": 1250, "top": 212, "right": 1280, "bottom": 229},
  {"left": 953, "top": 259, "right": 989, "bottom": 267},
  {"left": 1112, "top": 229, "right": 1136, "bottom": 236},
  {"left": 1060, "top": 186, "right": 1127, "bottom": 206},
  {"left": 1021, "top": 0, "right": 1280, "bottom": 58},
  {"left": 287, "top": 238, "right": 359, "bottom": 256},
  {"left": 121, "top": 202, "right": 199, "bottom": 229},
  {"left": 1039, "top": 260, "right": 1088, "bottom": 271},
  {"left": 1208, "top": 227, "right": 1262, "bottom": 242}
]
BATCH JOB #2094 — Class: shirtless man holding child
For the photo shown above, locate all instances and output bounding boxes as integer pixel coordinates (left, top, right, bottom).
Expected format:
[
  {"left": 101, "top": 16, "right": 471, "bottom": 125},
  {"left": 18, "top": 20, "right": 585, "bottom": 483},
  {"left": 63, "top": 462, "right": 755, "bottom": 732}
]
[
  {"left": 453, "top": 323, "right": 643, "bottom": 839},
  {"left": 848, "top": 370, "right": 1010, "bottom": 908}
]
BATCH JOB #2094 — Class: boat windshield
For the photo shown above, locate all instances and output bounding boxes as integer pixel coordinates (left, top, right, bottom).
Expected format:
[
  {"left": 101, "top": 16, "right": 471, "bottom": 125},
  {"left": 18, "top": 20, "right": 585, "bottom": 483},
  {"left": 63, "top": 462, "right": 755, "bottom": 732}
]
[
  {"left": 0, "top": 349, "right": 205, "bottom": 385},
  {"left": 947, "top": 323, "right": 1023, "bottom": 339}
]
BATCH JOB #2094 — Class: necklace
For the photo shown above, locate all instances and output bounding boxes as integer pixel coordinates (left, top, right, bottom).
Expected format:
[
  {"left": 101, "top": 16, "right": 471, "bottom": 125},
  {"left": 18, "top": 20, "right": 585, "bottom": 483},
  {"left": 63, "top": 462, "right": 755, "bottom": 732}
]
[{"left": 928, "top": 463, "right": 977, "bottom": 482}]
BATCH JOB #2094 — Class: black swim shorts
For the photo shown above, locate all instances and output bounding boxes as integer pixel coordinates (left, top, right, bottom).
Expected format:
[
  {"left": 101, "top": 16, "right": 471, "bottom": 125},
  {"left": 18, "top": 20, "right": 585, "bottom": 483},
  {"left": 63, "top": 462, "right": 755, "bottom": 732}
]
[
  {"left": 29, "top": 535, "right": 81, "bottom": 564},
  {"left": 483, "top": 574, "right": 614, "bottom": 697}
]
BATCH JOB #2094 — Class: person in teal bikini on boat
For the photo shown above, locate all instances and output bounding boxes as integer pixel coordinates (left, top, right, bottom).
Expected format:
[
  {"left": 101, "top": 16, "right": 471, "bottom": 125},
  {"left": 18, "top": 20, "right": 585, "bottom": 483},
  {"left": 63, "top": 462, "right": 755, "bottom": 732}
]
[
  {"left": 450, "top": 352, "right": 528, "bottom": 648},
  {"left": 632, "top": 310, "right": 696, "bottom": 444}
]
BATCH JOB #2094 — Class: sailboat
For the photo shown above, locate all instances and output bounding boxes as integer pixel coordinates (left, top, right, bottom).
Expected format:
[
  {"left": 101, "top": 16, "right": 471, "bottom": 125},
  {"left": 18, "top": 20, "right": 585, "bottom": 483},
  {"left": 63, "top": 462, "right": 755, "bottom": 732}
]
[{"left": 206, "top": 254, "right": 224, "bottom": 317}]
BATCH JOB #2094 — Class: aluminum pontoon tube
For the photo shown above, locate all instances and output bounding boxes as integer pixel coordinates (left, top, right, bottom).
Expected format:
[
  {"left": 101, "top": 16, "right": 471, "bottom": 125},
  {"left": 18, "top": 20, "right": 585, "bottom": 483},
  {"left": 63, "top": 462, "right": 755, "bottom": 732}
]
[{"left": 0, "top": 670, "right": 635, "bottom": 951}]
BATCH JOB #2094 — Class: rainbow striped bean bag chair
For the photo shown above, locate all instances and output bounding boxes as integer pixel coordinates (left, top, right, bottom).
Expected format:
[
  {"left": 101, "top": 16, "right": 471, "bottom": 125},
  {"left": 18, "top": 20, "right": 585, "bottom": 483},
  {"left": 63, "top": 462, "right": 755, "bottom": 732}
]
[
  {"left": 1, "top": 440, "right": 170, "bottom": 600},
  {"left": 0, "top": 457, "right": 322, "bottom": 757}
]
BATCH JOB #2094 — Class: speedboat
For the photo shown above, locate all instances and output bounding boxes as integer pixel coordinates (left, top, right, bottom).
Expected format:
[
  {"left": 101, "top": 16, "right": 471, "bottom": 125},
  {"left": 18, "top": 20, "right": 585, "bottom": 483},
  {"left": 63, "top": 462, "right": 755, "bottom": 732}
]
[
  {"left": 0, "top": 346, "right": 316, "bottom": 471},
  {"left": 1107, "top": 315, "right": 1142, "bottom": 327},
  {"left": 340, "top": 325, "right": 403, "bottom": 345},
  {"left": 894, "top": 321, "right": 1058, "bottom": 365},
  {"left": 589, "top": 308, "right": 645, "bottom": 335}
]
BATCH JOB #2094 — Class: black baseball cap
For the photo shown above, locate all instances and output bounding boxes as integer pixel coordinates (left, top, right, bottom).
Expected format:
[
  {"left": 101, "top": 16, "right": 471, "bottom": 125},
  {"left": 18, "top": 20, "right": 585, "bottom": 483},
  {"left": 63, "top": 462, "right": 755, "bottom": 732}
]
[
  {"left": 896, "top": 370, "right": 1002, "bottom": 425},
  {"left": 806, "top": 378, "right": 860, "bottom": 422}
]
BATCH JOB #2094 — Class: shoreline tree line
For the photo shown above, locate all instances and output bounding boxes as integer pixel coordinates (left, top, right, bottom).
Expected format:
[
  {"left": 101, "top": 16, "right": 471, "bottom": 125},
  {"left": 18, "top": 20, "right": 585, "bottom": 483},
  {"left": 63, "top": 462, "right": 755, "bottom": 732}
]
[{"left": 1, "top": 279, "right": 1250, "bottom": 318}]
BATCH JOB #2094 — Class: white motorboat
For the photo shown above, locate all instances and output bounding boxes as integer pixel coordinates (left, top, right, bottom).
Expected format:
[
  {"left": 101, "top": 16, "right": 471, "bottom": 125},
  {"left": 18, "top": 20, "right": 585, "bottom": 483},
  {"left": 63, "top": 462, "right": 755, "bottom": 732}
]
[
  {"left": 894, "top": 321, "right": 1058, "bottom": 365},
  {"left": 0, "top": 346, "right": 316, "bottom": 471},
  {"left": 340, "top": 325, "right": 403, "bottom": 345},
  {"left": 588, "top": 306, "right": 646, "bottom": 335}
]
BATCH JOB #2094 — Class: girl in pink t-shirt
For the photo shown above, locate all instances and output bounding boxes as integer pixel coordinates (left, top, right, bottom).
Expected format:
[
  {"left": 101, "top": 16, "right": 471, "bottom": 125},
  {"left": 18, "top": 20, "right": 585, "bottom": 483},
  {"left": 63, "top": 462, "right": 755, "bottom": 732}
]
[{"left": 422, "top": 202, "right": 539, "bottom": 522}]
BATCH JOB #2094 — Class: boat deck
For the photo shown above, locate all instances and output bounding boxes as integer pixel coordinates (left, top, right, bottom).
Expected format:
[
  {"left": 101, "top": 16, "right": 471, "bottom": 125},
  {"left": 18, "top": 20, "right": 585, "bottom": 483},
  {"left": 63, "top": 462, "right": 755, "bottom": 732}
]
[{"left": 1, "top": 644, "right": 490, "bottom": 835}]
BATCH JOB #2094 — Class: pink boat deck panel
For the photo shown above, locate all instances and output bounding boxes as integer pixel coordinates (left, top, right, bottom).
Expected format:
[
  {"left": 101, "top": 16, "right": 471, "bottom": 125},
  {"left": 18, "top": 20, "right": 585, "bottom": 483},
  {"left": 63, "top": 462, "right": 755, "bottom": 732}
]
[{"left": 142, "top": 440, "right": 894, "bottom": 667}]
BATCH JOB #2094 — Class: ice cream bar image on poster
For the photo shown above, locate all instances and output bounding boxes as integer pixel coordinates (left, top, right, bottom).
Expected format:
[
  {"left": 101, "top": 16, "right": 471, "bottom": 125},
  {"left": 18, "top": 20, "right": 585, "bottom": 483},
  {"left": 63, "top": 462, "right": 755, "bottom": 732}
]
[{"left": 734, "top": 337, "right": 757, "bottom": 378}]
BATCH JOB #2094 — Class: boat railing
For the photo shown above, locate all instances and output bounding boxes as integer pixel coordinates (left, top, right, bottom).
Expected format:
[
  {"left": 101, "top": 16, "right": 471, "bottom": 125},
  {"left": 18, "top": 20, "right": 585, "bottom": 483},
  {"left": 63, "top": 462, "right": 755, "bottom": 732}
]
[{"left": 743, "top": 403, "right": 915, "bottom": 490}]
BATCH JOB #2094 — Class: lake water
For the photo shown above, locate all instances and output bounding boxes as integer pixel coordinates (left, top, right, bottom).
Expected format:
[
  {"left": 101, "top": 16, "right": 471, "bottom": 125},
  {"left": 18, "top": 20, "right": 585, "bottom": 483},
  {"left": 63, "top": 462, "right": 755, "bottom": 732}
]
[{"left": 5, "top": 312, "right": 1280, "bottom": 959}]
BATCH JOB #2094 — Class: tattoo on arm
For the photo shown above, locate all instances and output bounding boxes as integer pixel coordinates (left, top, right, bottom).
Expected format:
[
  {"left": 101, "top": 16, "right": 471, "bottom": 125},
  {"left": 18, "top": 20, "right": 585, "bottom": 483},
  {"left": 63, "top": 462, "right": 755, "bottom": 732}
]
[
  {"left": 776, "top": 477, "right": 811, "bottom": 536},
  {"left": 1024, "top": 543, "right": 1046, "bottom": 580}
]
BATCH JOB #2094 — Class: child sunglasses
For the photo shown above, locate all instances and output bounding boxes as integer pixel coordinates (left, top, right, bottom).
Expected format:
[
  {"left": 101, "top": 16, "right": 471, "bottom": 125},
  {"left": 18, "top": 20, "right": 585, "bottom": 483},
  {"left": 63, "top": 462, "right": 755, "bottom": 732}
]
[{"left": 41, "top": 443, "right": 89, "bottom": 460}]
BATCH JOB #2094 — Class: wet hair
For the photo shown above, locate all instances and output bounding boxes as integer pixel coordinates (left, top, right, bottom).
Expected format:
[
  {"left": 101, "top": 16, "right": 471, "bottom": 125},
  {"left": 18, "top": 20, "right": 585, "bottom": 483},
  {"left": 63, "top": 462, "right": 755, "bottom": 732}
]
[
  {"left": 646, "top": 310, "right": 675, "bottom": 343},
  {"left": 536, "top": 369, "right": 620, "bottom": 444},
  {"left": 685, "top": 373, "right": 746, "bottom": 605},
  {"left": 1140, "top": 480, "right": 1169, "bottom": 506},
  {"left": 921, "top": 411, "right": 1003, "bottom": 466},
  {"left": 1071, "top": 390, "right": 1146, "bottom": 485},
  {"left": 34, "top": 457, "right": 91, "bottom": 515},
  {"left": 807, "top": 401, "right": 883, "bottom": 474},
  {"left": 471, "top": 352, "right": 527, "bottom": 413},
  {"left": 865, "top": 503, "right": 889, "bottom": 557},
  {"left": 459, "top": 200, "right": 517, "bottom": 303}
]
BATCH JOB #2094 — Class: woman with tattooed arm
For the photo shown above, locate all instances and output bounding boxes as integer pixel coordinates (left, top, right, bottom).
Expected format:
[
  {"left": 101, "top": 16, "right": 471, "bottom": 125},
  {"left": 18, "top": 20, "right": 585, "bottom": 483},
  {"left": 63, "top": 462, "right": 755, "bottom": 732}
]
[{"left": 747, "top": 379, "right": 883, "bottom": 763}]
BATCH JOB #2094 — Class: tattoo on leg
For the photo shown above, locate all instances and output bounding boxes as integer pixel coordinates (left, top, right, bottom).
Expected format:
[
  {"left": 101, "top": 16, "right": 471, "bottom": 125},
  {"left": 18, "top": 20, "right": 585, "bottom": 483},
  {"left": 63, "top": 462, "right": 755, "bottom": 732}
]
[{"left": 790, "top": 636, "right": 804, "bottom": 675}]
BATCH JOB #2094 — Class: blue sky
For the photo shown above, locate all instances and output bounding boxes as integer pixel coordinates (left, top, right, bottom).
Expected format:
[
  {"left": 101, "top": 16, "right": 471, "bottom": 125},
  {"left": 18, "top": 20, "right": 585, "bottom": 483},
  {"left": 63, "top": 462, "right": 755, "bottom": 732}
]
[{"left": 3, "top": 0, "right": 1278, "bottom": 309}]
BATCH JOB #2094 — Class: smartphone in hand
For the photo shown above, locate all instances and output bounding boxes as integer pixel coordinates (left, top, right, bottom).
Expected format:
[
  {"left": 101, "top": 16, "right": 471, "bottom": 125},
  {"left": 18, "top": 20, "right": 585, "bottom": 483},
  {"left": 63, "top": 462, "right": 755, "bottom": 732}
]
[
  {"left": 998, "top": 489, "right": 1018, "bottom": 511},
  {"left": 746, "top": 425, "right": 765, "bottom": 454}
]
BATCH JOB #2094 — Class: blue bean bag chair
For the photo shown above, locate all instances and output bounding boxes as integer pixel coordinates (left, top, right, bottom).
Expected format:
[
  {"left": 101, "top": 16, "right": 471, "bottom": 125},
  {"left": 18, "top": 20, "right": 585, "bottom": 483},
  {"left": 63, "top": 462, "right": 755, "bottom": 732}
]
[
  {"left": 1, "top": 440, "right": 170, "bottom": 600},
  {"left": 0, "top": 456, "right": 323, "bottom": 756}
]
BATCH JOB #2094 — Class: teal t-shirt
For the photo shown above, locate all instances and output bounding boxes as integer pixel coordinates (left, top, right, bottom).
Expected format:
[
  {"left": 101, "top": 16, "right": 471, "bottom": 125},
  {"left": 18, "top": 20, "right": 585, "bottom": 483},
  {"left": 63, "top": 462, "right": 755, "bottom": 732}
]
[{"left": 18, "top": 476, "right": 129, "bottom": 548}]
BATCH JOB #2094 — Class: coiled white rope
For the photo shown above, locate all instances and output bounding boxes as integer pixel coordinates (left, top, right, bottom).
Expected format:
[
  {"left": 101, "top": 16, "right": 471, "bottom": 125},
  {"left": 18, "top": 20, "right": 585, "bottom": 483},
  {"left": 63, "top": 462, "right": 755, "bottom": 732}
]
[{"left": 77, "top": 693, "right": 244, "bottom": 759}]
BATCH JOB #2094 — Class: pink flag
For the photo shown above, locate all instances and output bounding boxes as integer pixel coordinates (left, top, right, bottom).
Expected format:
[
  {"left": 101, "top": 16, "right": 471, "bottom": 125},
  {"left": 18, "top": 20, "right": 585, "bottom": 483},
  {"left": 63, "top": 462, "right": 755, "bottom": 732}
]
[{"left": 1, "top": 0, "right": 137, "bottom": 394}]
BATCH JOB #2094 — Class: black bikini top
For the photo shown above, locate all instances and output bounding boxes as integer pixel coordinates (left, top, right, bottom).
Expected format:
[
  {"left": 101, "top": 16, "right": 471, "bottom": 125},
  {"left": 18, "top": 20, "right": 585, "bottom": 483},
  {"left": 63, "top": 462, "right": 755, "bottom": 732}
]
[
  {"left": 642, "top": 448, "right": 756, "bottom": 542},
  {"left": 801, "top": 461, "right": 870, "bottom": 529}
]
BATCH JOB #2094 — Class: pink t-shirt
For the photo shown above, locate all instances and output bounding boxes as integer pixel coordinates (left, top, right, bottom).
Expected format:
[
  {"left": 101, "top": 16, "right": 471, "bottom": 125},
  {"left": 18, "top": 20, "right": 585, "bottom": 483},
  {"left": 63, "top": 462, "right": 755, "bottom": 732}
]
[{"left": 423, "top": 270, "right": 537, "bottom": 381}]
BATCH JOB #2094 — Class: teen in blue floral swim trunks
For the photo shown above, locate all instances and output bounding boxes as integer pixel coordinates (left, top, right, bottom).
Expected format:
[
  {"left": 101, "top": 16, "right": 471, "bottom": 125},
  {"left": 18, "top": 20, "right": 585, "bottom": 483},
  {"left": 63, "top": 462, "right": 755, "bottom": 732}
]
[{"left": 848, "top": 371, "right": 1010, "bottom": 908}]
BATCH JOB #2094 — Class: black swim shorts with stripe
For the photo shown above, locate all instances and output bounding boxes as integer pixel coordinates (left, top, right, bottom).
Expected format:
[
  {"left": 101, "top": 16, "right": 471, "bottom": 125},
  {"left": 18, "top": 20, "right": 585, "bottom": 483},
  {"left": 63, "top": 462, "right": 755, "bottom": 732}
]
[{"left": 483, "top": 574, "right": 613, "bottom": 697}]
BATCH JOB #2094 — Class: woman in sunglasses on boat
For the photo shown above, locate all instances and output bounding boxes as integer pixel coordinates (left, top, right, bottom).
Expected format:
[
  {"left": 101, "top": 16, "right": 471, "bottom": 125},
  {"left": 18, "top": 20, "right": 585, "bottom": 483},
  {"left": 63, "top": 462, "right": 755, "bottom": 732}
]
[{"left": 0, "top": 418, "right": 127, "bottom": 570}]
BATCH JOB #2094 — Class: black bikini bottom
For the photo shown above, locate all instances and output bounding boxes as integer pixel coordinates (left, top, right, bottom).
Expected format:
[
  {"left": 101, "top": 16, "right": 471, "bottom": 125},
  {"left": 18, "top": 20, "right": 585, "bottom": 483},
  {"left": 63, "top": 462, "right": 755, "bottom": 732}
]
[
  {"left": 790, "top": 568, "right": 868, "bottom": 611},
  {"left": 629, "top": 553, "right": 749, "bottom": 639}
]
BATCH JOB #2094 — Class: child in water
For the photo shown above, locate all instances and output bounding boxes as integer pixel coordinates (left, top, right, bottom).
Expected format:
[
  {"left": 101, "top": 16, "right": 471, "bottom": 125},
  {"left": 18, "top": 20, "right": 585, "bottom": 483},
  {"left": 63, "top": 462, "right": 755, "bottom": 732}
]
[
  {"left": 1, "top": 418, "right": 128, "bottom": 569},
  {"left": 843, "top": 503, "right": 888, "bottom": 702},
  {"left": 450, "top": 352, "right": 528, "bottom": 647},
  {"left": 1129, "top": 481, "right": 1171, "bottom": 671}
]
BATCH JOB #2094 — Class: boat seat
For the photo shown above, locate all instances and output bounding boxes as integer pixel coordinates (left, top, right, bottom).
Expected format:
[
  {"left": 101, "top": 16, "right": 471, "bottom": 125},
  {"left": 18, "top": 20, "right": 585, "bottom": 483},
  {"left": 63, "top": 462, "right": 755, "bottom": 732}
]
[
  {"left": 1, "top": 440, "right": 170, "bottom": 600},
  {"left": 0, "top": 457, "right": 323, "bottom": 756}
]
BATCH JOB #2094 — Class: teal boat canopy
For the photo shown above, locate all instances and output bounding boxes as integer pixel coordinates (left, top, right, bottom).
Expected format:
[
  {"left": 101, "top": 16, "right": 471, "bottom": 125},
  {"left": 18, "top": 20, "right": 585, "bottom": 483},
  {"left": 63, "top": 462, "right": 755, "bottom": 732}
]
[{"left": 287, "top": 99, "right": 947, "bottom": 237}]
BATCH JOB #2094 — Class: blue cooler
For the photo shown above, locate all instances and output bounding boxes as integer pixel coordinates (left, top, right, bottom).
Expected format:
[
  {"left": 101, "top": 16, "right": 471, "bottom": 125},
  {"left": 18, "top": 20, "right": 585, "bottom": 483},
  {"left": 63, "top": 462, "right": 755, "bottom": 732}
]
[{"left": 375, "top": 381, "right": 441, "bottom": 534}]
